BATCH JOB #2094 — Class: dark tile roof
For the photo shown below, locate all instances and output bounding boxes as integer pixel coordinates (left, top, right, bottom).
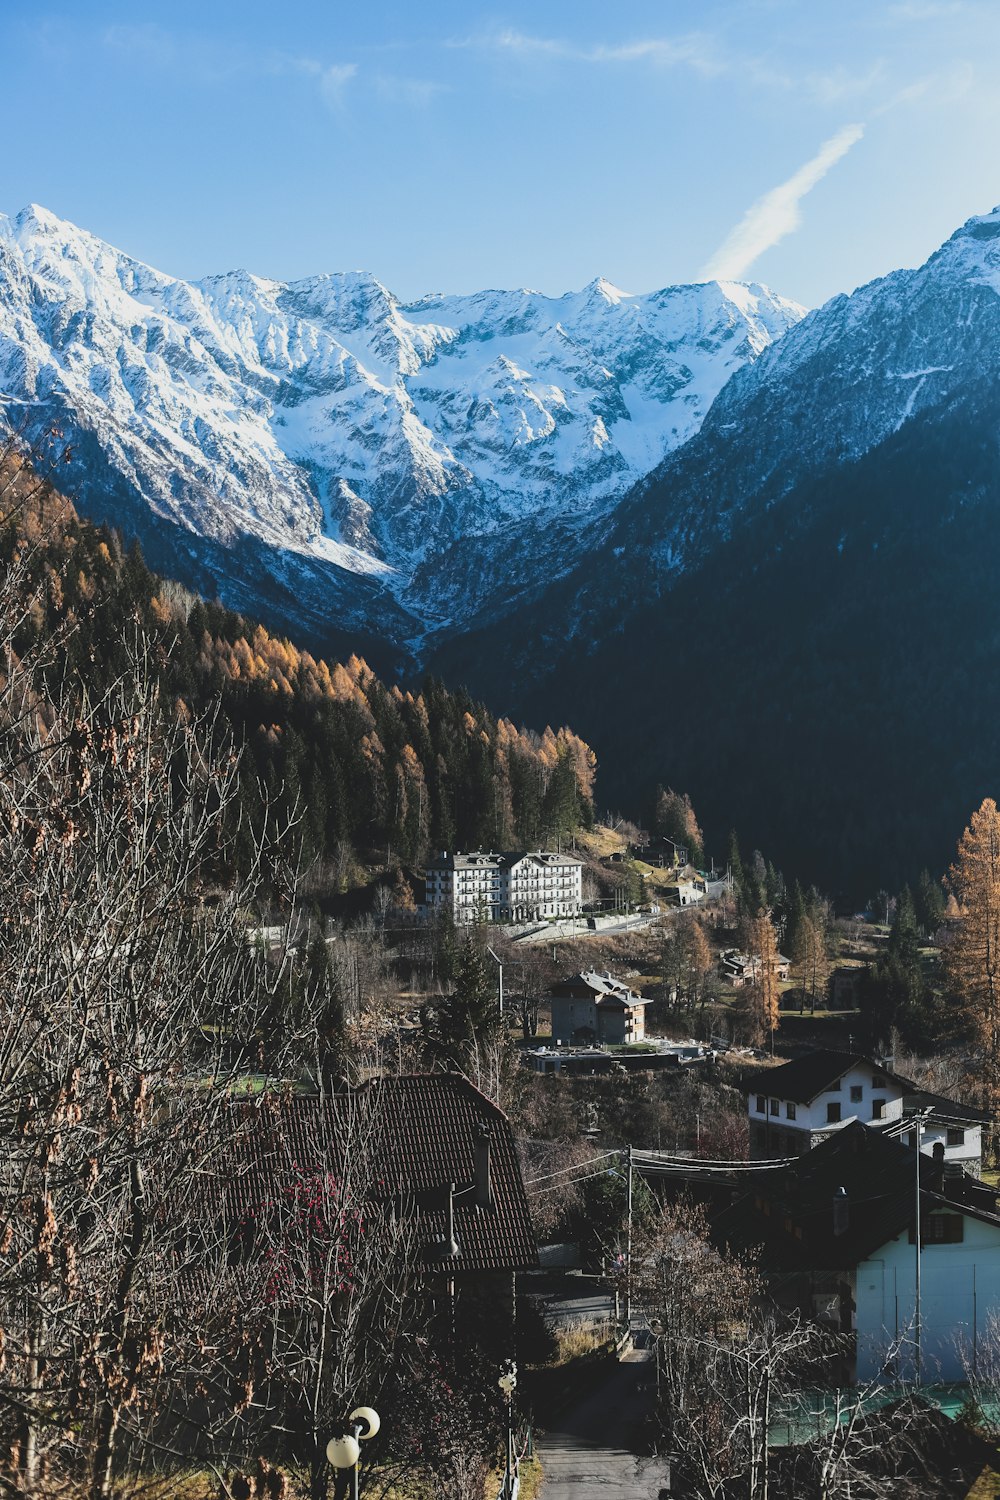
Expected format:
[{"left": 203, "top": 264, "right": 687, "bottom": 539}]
[
  {"left": 220, "top": 1076, "right": 537, "bottom": 1276},
  {"left": 900, "top": 1088, "right": 990, "bottom": 1126},
  {"left": 742, "top": 1050, "right": 907, "bottom": 1105},
  {"left": 713, "top": 1121, "right": 1000, "bottom": 1272}
]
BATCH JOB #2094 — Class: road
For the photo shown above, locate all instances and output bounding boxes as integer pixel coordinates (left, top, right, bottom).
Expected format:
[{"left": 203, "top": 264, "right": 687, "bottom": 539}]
[
  {"left": 525, "top": 1278, "right": 615, "bottom": 1333},
  {"left": 536, "top": 1346, "right": 670, "bottom": 1498},
  {"left": 513, "top": 912, "right": 665, "bottom": 946}
]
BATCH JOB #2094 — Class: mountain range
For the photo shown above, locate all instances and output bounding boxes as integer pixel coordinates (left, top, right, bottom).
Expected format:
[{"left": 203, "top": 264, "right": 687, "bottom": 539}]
[
  {"left": 0, "top": 204, "right": 800, "bottom": 662},
  {"left": 4, "top": 201, "right": 1000, "bottom": 894}
]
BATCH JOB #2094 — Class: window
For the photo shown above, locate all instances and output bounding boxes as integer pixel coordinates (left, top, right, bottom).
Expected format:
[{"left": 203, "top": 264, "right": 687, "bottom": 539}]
[
  {"left": 770, "top": 1098, "right": 780, "bottom": 1116},
  {"left": 871, "top": 1098, "right": 886, "bottom": 1120},
  {"left": 828, "top": 1077, "right": 841, "bottom": 1091},
  {"left": 850, "top": 1085, "right": 863, "bottom": 1103},
  {"left": 755, "top": 1095, "right": 766, "bottom": 1115},
  {"left": 826, "top": 1102, "right": 842, "bottom": 1124},
  {"left": 786, "top": 1102, "right": 797, "bottom": 1121},
  {"left": 947, "top": 1128, "right": 966, "bottom": 1147},
  {"left": 909, "top": 1215, "right": 964, "bottom": 1245}
]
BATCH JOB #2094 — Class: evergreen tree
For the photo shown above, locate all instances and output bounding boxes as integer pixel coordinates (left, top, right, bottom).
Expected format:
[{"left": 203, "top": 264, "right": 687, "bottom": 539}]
[
  {"left": 914, "top": 867, "right": 946, "bottom": 937},
  {"left": 727, "top": 829, "right": 744, "bottom": 887},
  {"left": 889, "top": 885, "right": 921, "bottom": 969},
  {"left": 303, "top": 933, "right": 345, "bottom": 1091},
  {"left": 420, "top": 936, "right": 506, "bottom": 1084}
]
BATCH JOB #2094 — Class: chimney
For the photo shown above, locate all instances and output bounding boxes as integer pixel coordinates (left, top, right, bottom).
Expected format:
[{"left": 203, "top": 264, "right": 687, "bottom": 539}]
[
  {"left": 944, "top": 1161, "right": 965, "bottom": 1200},
  {"left": 832, "top": 1186, "right": 849, "bottom": 1236},
  {"left": 475, "top": 1125, "right": 493, "bottom": 1209},
  {"left": 931, "top": 1140, "right": 945, "bottom": 1194}
]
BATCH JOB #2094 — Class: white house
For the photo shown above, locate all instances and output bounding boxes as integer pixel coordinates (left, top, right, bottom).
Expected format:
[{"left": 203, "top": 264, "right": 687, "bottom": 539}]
[
  {"left": 856, "top": 1182, "right": 1000, "bottom": 1381},
  {"left": 745, "top": 1050, "right": 986, "bottom": 1173},
  {"left": 714, "top": 1121, "right": 1000, "bottom": 1385},
  {"left": 423, "top": 849, "right": 584, "bottom": 924}
]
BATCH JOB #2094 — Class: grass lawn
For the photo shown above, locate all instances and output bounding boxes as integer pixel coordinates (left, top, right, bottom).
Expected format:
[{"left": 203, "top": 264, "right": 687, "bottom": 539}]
[{"left": 965, "top": 1461, "right": 1000, "bottom": 1498}]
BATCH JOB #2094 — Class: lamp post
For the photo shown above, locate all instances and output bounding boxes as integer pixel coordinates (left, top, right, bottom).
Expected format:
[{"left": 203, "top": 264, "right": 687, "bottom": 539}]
[
  {"left": 498, "top": 1361, "right": 517, "bottom": 1499},
  {"left": 327, "top": 1405, "right": 380, "bottom": 1500},
  {"left": 486, "top": 946, "right": 504, "bottom": 1016}
]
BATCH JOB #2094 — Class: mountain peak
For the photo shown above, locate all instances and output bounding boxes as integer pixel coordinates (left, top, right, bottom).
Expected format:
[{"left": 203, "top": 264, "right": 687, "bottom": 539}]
[{"left": 581, "top": 275, "right": 629, "bottom": 303}]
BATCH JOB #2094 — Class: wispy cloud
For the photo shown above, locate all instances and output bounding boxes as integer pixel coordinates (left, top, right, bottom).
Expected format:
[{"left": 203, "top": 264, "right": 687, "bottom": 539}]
[
  {"left": 889, "top": 1, "right": 968, "bottom": 19},
  {"left": 700, "top": 124, "right": 865, "bottom": 282},
  {"left": 317, "top": 63, "right": 358, "bottom": 107},
  {"left": 374, "top": 74, "right": 445, "bottom": 107},
  {"left": 101, "top": 25, "right": 436, "bottom": 112},
  {"left": 450, "top": 28, "right": 727, "bottom": 78},
  {"left": 103, "top": 23, "right": 177, "bottom": 67}
]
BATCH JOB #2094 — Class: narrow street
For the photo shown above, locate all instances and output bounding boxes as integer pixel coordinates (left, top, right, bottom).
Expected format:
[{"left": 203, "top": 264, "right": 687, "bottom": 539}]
[{"left": 536, "top": 1346, "right": 670, "bottom": 1498}]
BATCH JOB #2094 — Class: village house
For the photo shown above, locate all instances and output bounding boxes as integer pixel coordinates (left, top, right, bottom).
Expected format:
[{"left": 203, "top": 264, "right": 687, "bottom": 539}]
[
  {"left": 668, "top": 863, "right": 708, "bottom": 907},
  {"left": 714, "top": 1121, "right": 1000, "bottom": 1383},
  {"left": 548, "top": 970, "right": 650, "bottom": 1046},
  {"left": 629, "top": 834, "right": 688, "bottom": 869},
  {"left": 224, "top": 1075, "right": 537, "bottom": 1324},
  {"left": 745, "top": 1049, "right": 987, "bottom": 1174},
  {"left": 720, "top": 946, "right": 792, "bottom": 987},
  {"left": 422, "top": 849, "right": 584, "bottom": 924}
]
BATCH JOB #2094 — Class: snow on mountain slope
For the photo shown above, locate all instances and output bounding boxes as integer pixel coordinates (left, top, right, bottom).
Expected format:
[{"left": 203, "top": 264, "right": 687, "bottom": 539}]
[
  {"left": 438, "top": 203, "right": 1000, "bottom": 685},
  {"left": 0, "top": 204, "right": 802, "bottom": 644}
]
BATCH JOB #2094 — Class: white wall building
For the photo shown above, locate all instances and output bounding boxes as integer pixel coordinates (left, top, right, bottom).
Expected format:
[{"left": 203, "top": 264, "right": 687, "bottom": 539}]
[
  {"left": 423, "top": 849, "right": 584, "bottom": 924},
  {"left": 856, "top": 1193, "right": 1000, "bottom": 1382},
  {"left": 746, "top": 1050, "right": 985, "bottom": 1173}
]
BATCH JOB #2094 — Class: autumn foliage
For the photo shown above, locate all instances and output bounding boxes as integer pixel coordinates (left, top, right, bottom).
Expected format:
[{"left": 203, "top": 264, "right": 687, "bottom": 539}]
[{"left": 0, "top": 459, "right": 597, "bottom": 874}]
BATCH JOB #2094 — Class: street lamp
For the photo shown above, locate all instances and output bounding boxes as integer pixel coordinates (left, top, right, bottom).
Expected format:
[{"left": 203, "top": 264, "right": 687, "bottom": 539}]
[
  {"left": 327, "top": 1405, "right": 380, "bottom": 1500},
  {"left": 486, "top": 946, "right": 504, "bottom": 1015},
  {"left": 498, "top": 1361, "right": 517, "bottom": 1500}
]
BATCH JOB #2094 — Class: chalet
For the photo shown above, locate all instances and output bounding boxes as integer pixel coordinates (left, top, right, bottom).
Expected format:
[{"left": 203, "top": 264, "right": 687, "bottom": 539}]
[
  {"left": 720, "top": 947, "right": 792, "bottom": 988},
  {"left": 745, "top": 1049, "right": 987, "bottom": 1173},
  {"left": 549, "top": 970, "right": 650, "bottom": 1046},
  {"left": 630, "top": 835, "right": 687, "bottom": 869},
  {"left": 714, "top": 1121, "right": 1000, "bottom": 1382},
  {"left": 222, "top": 1076, "right": 537, "bottom": 1314}
]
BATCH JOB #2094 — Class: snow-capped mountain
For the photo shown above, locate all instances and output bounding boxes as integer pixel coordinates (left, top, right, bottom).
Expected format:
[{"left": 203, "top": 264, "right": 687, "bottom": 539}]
[
  {"left": 0, "top": 204, "right": 802, "bottom": 648},
  {"left": 430, "top": 204, "right": 1000, "bottom": 898}
]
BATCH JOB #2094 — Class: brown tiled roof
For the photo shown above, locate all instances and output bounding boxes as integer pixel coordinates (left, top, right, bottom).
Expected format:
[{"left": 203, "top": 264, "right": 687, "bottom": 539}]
[{"left": 220, "top": 1076, "right": 537, "bottom": 1276}]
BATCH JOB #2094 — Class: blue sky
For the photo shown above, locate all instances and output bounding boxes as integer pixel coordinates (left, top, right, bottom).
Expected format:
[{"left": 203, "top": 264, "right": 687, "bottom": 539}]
[{"left": 3, "top": 0, "right": 999, "bottom": 307}]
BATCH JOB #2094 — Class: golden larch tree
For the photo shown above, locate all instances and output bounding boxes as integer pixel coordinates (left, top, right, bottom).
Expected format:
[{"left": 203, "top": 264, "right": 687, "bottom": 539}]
[
  {"left": 948, "top": 797, "right": 1000, "bottom": 1112},
  {"left": 747, "top": 908, "right": 781, "bottom": 1051}
]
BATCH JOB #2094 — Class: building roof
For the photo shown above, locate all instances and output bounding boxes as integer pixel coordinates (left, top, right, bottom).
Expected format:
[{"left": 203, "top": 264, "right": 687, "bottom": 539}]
[
  {"left": 713, "top": 1121, "right": 1000, "bottom": 1272},
  {"left": 550, "top": 970, "right": 647, "bottom": 1006},
  {"left": 425, "top": 848, "right": 584, "bottom": 873},
  {"left": 744, "top": 1050, "right": 906, "bottom": 1105},
  {"left": 220, "top": 1076, "right": 537, "bottom": 1275},
  {"left": 900, "top": 1088, "right": 990, "bottom": 1127}
]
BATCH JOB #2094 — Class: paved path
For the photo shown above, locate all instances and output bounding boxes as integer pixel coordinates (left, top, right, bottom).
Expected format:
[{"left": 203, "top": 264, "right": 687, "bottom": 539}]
[{"left": 536, "top": 1348, "right": 669, "bottom": 1498}]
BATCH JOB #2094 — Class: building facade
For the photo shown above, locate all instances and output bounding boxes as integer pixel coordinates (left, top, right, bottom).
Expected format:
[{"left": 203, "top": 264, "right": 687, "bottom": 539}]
[
  {"left": 746, "top": 1050, "right": 985, "bottom": 1173},
  {"left": 549, "top": 971, "right": 649, "bottom": 1046},
  {"left": 423, "top": 849, "right": 584, "bottom": 924}
]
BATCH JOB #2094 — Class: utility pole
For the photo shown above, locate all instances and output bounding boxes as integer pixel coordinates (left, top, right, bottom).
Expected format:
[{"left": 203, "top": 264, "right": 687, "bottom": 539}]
[
  {"left": 486, "top": 947, "right": 504, "bottom": 1015},
  {"left": 915, "top": 1111, "right": 924, "bottom": 1386},
  {"left": 625, "top": 1145, "right": 633, "bottom": 1335}
]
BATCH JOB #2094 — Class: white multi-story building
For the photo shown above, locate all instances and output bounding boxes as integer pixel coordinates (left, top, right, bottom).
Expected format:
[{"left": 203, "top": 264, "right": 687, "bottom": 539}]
[
  {"left": 423, "top": 850, "right": 584, "bottom": 924},
  {"left": 745, "top": 1049, "right": 987, "bottom": 1174}
]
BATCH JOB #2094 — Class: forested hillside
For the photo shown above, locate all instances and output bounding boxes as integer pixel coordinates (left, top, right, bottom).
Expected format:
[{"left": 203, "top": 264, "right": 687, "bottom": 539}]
[{"left": 1, "top": 447, "right": 596, "bottom": 880}]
